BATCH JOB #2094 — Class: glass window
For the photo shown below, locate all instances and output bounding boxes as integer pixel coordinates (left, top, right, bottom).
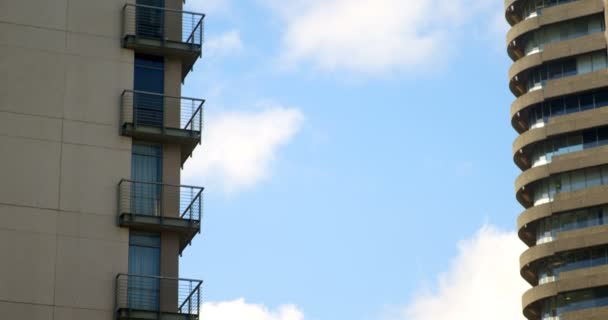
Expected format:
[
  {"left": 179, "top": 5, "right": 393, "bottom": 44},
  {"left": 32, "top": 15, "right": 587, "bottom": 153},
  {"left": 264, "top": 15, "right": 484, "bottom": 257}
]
[
  {"left": 602, "top": 166, "right": 608, "bottom": 184},
  {"left": 593, "top": 51, "right": 607, "bottom": 71},
  {"left": 577, "top": 54, "right": 593, "bottom": 74},
  {"left": 567, "top": 134, "right": 583, "bottom": 153},
  {"left": 587, "top": 167, "right": 602, "bottom": 188},
  {"left": 596, "top": 92, "right": 608, "bottom": 106},
  {"left": 563, "top": 59, "right": 577, "bottom": 76},
  {"left": 565, "top": 96, "right": 580, "bottom": 113},
  {"left": 548, "top": 62, "right": 563, "bottom": 79},
  {"left": 573, "top": 19, "right": 589, "bottom": 36},
  {"left": 583, "top": 129, "right": 597, "bottom": 148},
  {"left": 551, "top": 99, "right": 565, "bottom": 116},
  {"left": 580, "top": 93, "right": 594, "bottom": 111},
  {"left": 598, "top": 127, "right": 608, "bottom": 145},
  {"left": 571, "top": 171, "right": 587, "bottom": 191}
]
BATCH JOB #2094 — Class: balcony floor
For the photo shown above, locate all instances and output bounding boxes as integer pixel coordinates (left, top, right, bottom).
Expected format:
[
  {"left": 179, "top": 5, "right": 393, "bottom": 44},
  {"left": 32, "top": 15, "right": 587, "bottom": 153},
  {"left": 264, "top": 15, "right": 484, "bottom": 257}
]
[
  {"left": 117, "top": 308, "right": 198, "bottom": 320},
  {"left": 121, "top": 123, "right": 200, "bottom": 165},
  {"left": 119, "top": 213, "right": 200, "bottom": 254},
  {"left": 123, "top": 35, "right": 201, "bottom": 81}
]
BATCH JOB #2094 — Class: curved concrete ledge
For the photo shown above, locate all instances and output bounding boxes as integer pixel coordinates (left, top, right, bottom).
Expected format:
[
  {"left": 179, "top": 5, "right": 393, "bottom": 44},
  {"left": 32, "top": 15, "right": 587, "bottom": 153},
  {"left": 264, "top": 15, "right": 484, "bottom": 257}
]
[
  {"left": 518, "top": 184, "right": 608, "bottom": 243},
  {"left": 509, "top": 33, "right": 607, "bottom": 97},
  {"left": 520, "top": 223, "right": 608, "bottom": 284},
  {"left": 514, "top": 146, "right": 608, "bottom": 206},
  {"left": 511, "top": 69, "right": 608, "bottom": 134},
  {"left": 512, "top": 91, "right": 608, "bottom": 169},
  {"left": 507, "top": 0, "right": 604, "bottom": 60},
  {"left": 522, "top": 265, "right": 608, "bottom": 319}
]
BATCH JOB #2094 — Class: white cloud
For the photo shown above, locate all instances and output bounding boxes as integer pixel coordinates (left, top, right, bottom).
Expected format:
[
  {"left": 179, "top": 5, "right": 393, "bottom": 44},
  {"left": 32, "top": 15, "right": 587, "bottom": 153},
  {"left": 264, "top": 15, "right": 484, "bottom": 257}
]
[
  {"left": 391, "top": 225, "right": 529, "bottom": 320},
  {"left": 206, "top": 30, "right": 244, "bottom": 58},
  {"left": 201, "top": 299, "right": 304, "bottom": 320},
  {"left": 182, "top": 105, "right": 304, "bottom": 193},
  {"left": 265, "top": 0, "right": 503, "bottom": 74}
]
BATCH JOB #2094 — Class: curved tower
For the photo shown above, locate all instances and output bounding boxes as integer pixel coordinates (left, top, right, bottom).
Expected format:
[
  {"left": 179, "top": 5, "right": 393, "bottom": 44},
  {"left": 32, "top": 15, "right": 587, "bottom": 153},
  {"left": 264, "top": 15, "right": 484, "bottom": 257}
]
[{"left": 507, "top": 0, "right": 608, "bottom": 319}]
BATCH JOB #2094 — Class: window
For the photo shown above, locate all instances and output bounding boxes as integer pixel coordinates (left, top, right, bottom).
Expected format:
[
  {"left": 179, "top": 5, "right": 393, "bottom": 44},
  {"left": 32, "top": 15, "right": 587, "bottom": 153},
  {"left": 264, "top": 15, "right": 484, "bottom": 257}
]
[
  {"left": 577, "top": 54, "right": 593, "bottom": 74},
  {"left": 580, "top": 93, "right": 594, "bottom": 111},
  {"left": 134, "top": 54, "right": 164, "bottom": 127},
  {"left": 596, "top": 91, "right": 608, "bottom": 106},
  {"left": 562, "top": 59, "right": 577, "bottom": 76},
  {"left": 551, "top": 99, "right": 565, "bottom": 116},
  {"left": 128, "top": 232, "right": 161, "bottom": 310},
  {"left": 583, "top": 129, "right": 597, "bottom": 149},
  {"left": 593, "top": 51, "right": 608, "bottom": 70},
  {"left": 587, "top": 167, "right": 602, "bottom": 188},
  {"left": 131, "top": 143, "right": 162, "bottom": 216},
  {"left": 565, "top": 96, "right": 580, "bottom": 114},
  {"left": 599, "top": 127, "right": 608, "bottom": 146}
]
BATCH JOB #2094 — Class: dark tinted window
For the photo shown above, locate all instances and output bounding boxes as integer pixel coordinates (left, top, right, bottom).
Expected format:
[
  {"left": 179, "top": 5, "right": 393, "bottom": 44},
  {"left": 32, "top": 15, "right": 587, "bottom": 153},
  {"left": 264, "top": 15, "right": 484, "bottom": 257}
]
[
  {"left": 565, "top": 96, "right": 579, "bottom": 113},
  {"left": 580, "top": 93, "right": 594, "bottom": 111},
  {"left": 596, "top": 92, "right": 608, "bottom": 106},
  {"left": 583, "top": 129, "right": 597, "bottom": 148}
]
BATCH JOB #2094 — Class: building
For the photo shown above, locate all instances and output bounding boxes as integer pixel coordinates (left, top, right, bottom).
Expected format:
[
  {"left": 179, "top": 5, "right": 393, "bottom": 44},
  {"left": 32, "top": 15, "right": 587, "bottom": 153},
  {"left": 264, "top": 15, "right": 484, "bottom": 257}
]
[
  {"left": 1, "top": 1, "right": 206, "bottom": 319},
  {"left": 506, "top": 0, "right": 608, "bottom": 319}
]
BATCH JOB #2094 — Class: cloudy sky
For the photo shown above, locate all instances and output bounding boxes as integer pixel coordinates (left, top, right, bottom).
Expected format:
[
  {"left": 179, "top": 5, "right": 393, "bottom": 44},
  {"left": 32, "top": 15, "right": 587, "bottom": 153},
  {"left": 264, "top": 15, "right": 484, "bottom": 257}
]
[{"left": 179, "top": 0, "right": 530, "bottom": 319}]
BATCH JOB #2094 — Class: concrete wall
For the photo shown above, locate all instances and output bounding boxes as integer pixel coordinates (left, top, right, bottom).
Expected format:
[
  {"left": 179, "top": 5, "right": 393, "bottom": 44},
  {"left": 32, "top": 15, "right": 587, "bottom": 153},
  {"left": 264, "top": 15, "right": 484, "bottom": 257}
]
[{"left": 0, "top": 0, "right": 133, "bottom": 319}]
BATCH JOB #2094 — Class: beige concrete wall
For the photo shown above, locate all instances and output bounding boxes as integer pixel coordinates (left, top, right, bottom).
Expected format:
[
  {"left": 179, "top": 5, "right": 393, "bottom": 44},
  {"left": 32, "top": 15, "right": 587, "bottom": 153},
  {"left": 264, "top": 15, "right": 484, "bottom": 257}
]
[
  {"left": 161, "top": 0, "right": 183, "bottom": 285},
  {"left": 0, "top": 0, "right": 132, "bottom": 318}
]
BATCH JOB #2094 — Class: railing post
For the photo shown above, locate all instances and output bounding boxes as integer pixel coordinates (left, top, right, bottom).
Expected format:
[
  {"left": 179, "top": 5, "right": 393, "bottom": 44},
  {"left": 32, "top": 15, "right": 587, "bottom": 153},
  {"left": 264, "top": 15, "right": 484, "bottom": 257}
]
[
  {"left": 198, "top": 189, "right": 202, "bottom": 222},
  {"left": 197, "top": 283, "right": 200, "bottom": 316},
  {"left": 188, "top": 287, "right": 192, "bottom": 314},
  {"left": 199, "top": 102, "right": 203, "bottom": 136}
]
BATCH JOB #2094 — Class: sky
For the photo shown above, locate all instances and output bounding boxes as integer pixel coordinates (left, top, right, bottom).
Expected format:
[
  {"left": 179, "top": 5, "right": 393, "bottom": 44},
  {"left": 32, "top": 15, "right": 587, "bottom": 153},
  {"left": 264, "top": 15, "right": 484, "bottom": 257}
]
[{"left": 178, "top": 1, "right": 530, "bottom": 319}]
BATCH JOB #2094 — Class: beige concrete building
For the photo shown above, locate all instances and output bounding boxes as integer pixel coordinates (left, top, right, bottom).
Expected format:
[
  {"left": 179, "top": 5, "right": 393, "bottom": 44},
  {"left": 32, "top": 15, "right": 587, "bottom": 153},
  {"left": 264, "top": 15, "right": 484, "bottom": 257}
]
[
  {"left": 507, "top": 0, "right": 608, "bottom": 319},
  {"left": 0, "top": 0, "right": 205, "bottom": 319}
]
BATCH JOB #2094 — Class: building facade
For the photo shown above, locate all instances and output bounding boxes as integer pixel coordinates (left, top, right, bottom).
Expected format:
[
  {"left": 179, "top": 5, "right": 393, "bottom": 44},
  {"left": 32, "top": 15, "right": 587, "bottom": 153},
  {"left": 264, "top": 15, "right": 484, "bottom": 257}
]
[
  {"left": 0, "top": 1, "right": 205, "bottom": 319},
  {"left": 506, "top": 0, "right": 608, "bottom": 319}
]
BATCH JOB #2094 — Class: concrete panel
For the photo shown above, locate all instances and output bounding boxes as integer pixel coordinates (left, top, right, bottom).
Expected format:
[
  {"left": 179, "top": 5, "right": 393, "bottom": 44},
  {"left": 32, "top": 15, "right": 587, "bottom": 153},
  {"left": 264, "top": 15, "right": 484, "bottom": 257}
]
[
  {"left": 0, "top": 301, "right": 53, "bottom": 320},
  {"left": 59, "top": 143, "right": 130, "bottom": 215},
  {"left": 57, "top": 210, "right": 128, "bottom": 243},
  {"left": 53, "top": 306, "right": 113, "bottom": 320},
  {"left": 0, "top": 46, "right": 66, "bottom": 118},
  {"left": 0, "top": 229, "right": 56, "bottom": 305},
  {"left": 66, "top": 32, "right": 132, "bottom": 62},
  {"left": 163, "top": 144, "right": 182, "bottom": 186},
  {"left": 0, "top": 111, "right": 62, "bottom": 142},
  {"left": 0, "top": 0, "right": 67, "bottom": 30},
  {"left": 62, "top": 120, "right": 130, "bottom": 150},
  {"left": 164, "top": 57, "right": 182, "bottom": 128},
  {"left": 54, "top": 236, "right": 128, "bottom": 310},
  {"left": 0, "top": 22, "right": 66, "bottom": 52},
  {"left": 160, "top": 232, "right": 180, "bottom": 312},
  {"left": 63, "top": 55, "right": 132, "bottom": 125},
  {"left": 67, "top": 0, "right": 124, "bottom": 38},
  {"left": 0, "top": 136, "right": 61, "bottom": 209},
  {"left": 0, "top": 204, "right": 57, "bottom": 235}
]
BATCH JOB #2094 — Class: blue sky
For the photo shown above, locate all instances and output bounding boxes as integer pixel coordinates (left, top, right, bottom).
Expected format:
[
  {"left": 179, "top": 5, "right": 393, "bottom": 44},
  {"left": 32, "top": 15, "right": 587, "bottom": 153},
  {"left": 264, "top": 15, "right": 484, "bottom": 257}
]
[{"left": 179, "top": 1, "right": 528, "bottom": 319}]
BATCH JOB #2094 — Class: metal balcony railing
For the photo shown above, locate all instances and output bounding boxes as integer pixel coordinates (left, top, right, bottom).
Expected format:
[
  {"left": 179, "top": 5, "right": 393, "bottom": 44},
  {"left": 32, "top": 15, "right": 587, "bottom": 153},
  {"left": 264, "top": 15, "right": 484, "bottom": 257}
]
[
  {"left": 115, "top": 274, "right": 202, "bottom": 319},
  {"left": 122, "top": 4, "right": 204, "bottom": 51},
  {"left": 118, "top": 179, "right": 203, "bottom": 222},
  {"left": 121, "top": 90, "right": 204, "bottom": 134}
]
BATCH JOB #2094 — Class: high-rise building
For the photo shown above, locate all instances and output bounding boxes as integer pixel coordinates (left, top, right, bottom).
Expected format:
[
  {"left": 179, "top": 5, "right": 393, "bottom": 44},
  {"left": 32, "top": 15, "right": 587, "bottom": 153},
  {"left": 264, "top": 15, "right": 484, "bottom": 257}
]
[
  {"left": 1, "top": 1, "right": 206, "bottom": 319},
  {"left": 506, "top": 0, "right": 608, "bottom": 319}
]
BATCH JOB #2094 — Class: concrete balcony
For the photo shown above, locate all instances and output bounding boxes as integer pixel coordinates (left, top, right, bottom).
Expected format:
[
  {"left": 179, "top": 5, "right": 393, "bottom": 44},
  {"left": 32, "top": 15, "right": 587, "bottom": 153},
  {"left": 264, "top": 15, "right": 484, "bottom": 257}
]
[
  {"left": 118, "top": 179, "right": 203, "bottom": 254},
  {"left": 115, "top": 274, "right": 203, "bottom": 320},
  {"left": 122, "top": 4, "right": 205, "bottom": 81},
  {"left": 120, "top": 90, "right": 204, "bottom": 165}
]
